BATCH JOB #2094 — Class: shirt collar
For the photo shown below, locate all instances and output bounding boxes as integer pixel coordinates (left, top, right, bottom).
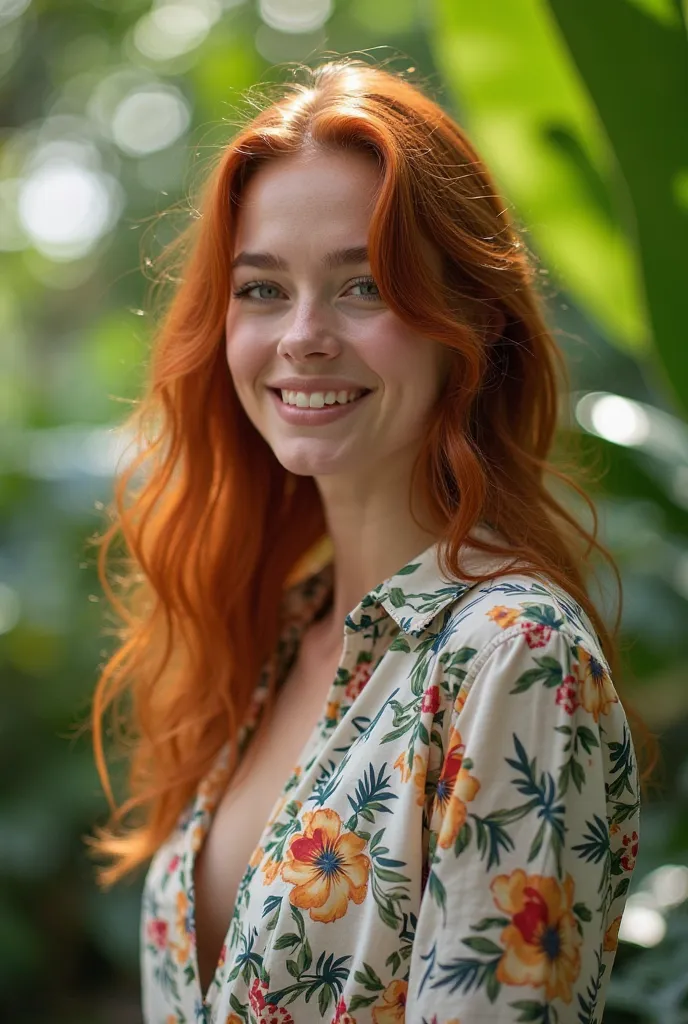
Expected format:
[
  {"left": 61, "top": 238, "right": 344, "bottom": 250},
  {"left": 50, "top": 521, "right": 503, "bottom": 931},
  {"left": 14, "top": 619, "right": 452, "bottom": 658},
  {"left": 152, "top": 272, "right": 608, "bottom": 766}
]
[{"left": 282, "top": 523, "right": 512, "bottom": 640}]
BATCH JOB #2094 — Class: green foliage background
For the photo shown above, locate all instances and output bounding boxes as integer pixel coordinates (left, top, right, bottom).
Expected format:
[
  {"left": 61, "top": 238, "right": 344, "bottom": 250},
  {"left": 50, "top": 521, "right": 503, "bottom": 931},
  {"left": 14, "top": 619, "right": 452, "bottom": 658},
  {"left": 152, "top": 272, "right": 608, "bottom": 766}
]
[{"left": 0, "top": 1, "right": 686, "bottom": 1021}]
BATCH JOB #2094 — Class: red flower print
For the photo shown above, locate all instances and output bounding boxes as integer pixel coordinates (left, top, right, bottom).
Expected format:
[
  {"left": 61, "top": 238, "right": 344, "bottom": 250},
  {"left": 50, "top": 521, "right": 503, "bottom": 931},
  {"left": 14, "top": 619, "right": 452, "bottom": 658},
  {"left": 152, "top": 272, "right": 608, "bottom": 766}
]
[
  {"left": 555, "top": 675, "right": 579, "bottom": 716},
  {"left": 332, "top": 996, "right": 358, "bottom": 1023},
  {"left": 491, "top": 869, "right": 582, "bottom": 1003},
  {"left": 520, "top": 622, "right": 553, "bottom": 649},
  {"left": 345, "top": 660, "right": 372, "bottom": 702},
  {"left": 620, "top": 831, "right": 639, "bottom": 872},
  {"left": 166, "top": 854, "right": 180, "bottom": 875},
  {"left": 280, "top": 808, "right": 370, "bottom": 923},
  {"left": 249, "top": 978, "right": 295, "bottom": 1022},
  {"left": 249, "top": 977, "right": 267, "bottom": 1013},
  {"left": 421, "top": 685, "right": 440, "bottom": 715},
  {"left": 146, "top": 918, "right": 168, "bottom": 950}
]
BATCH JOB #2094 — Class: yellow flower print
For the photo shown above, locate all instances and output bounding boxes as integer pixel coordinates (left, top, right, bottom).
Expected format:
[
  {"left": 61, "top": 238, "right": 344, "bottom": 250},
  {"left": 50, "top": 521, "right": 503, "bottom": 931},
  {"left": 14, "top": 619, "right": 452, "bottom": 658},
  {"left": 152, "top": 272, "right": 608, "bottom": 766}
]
[
  {"left": 604, "top": 915, "right": 622, "bottom": 952},
  {"left": 170, "top": 889, "right": 193, "bottom": 965},
  {"left": 487, "top": 605, "right": 521, "bottom": 629},
  {"left": 433, "top": 728, "right": 480, "bottom": 849},
  {"left": 372, "top": 979, "right": 407, "bottom": 1023},
  {"left": 576, "top": 647, "right": 618, "bottom": 722},
  {"left": 453, "top": 687, "right": 468, "bottom": 715},
  {"left": 190, "top": 823, "right": 205, "bottom": 854},
  {"left": 197, "top": 763, "right": 230, "bottom": 812},
  {"left": 249, "top": 845, "right": 263, "bottom": 869},
  {"left": 326, "top": 699, "right": 340, "bottom": 721},
  {"left": 490, "top": 869, "right": 582, "bottom": 1003},
  {"left": 262, "top": 854, "right": 281, "bottom": 886},
  {"left": 280, "top": 808, "right": 370, "bottom": 923},
  {"left": 393, "top": 749, "right": 427, "bottom": 806}
]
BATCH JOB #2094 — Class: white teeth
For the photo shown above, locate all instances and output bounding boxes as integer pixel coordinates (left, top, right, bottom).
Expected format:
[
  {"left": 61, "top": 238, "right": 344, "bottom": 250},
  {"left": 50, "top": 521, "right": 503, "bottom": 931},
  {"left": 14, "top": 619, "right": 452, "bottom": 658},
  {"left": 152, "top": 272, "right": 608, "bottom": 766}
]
[{"left": 279, "top": 388, "right": 365, "bottom": 408}]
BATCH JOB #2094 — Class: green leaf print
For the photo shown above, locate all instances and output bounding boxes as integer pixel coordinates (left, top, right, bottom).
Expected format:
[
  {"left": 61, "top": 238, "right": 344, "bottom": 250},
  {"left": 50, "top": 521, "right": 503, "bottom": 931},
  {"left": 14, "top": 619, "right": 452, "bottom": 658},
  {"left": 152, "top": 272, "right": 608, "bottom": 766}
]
[
  {"left": 430, "top": 950, "right": 503, "bottom": 1001},
  {"left": 265, "top": 946, "right": 351, "bottom": 1010},
  {"left": 345, "top": 762, "right": 397, "bottom": 829},
  {"left": 388, "top": 633, "right": 411, "bottom": 653},
  {"left": 510, "top": 1000, "right": 560, "bottom": 1024},
  {"left": 353, "top": 961, "right": 384, "bottom": 991},
  {"left": 387, "top": 587, "right": 407, "bottom": 608},
  {"left": 471, "top": 916, "right": 510, "bottom": 931},
  {"left": 394, "top": 562, "right": 422, "bottom": 575},
  {"left": 510, "top": 655, "right": 563, "bottom": 694}
]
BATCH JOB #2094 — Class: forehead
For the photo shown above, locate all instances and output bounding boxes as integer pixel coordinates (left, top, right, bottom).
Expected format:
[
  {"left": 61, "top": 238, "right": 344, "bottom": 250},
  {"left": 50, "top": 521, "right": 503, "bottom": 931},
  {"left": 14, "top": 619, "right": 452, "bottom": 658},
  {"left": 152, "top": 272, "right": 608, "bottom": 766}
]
[
  {"left": 232, "top": 146, "right": 442, "bottom": 278},
  {"left": 232, "top": 148, "right": 381, "bottom": 243}
]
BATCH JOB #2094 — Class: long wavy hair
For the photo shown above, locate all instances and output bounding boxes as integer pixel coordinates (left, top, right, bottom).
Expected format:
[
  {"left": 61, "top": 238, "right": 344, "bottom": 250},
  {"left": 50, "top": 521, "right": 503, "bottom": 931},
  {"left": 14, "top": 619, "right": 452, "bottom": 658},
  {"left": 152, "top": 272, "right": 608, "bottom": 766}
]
[{"left": 85, "top": 58, "right": 653, "bottom": 888}]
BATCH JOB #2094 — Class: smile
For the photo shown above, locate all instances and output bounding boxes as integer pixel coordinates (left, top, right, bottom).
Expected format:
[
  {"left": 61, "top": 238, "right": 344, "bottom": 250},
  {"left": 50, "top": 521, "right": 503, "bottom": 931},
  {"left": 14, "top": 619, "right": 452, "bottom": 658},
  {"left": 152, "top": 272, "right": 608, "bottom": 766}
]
[{"left": 267, "top": 387, "right": 374, "bottom": 425}]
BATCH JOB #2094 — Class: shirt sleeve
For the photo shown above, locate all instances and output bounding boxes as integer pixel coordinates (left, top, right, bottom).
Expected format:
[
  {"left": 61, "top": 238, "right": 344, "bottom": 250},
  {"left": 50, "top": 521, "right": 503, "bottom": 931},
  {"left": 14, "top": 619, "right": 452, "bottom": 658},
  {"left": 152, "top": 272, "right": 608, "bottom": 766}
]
[{"left": 406, "top": 624, "right": 641, "bottom": 1024}]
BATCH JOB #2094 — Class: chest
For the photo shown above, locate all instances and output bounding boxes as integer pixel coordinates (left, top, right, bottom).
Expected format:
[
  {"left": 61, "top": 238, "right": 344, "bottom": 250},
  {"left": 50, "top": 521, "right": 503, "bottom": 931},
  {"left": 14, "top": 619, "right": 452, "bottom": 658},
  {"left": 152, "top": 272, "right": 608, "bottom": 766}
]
[{"left": 192, "top": 635, "right": 343, "bottom": 993}]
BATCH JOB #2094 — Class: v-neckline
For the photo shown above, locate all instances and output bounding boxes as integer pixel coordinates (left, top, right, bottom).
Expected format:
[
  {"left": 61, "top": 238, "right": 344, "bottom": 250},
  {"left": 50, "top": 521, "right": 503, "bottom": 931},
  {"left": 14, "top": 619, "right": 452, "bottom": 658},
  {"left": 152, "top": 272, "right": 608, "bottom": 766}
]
[{"left": 184, "top": 568, "right": 337, "bottom": 1011}]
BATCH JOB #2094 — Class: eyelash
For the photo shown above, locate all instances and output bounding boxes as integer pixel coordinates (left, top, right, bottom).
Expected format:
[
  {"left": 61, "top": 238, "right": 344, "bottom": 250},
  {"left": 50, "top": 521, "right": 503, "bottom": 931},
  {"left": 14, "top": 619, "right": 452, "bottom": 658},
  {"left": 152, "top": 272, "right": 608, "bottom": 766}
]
[{"left": 231, "top": 275, "right": 381, "bottom": 303}]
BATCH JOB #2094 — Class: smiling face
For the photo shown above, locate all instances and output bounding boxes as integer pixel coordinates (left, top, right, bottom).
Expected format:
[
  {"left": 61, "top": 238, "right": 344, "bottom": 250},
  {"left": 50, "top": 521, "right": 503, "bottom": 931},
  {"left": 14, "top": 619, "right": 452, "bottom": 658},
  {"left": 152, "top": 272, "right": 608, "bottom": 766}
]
[{"left": 225, "top": 146, "right": 451, "bottom": 485}]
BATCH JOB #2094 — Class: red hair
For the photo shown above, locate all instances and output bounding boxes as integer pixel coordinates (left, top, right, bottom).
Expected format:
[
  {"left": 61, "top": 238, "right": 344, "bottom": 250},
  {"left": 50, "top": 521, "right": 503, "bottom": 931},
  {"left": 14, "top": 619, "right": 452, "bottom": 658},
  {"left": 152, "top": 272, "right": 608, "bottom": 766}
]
[{"left": 85, "top": 58, "right": 654, "bottom": 887}]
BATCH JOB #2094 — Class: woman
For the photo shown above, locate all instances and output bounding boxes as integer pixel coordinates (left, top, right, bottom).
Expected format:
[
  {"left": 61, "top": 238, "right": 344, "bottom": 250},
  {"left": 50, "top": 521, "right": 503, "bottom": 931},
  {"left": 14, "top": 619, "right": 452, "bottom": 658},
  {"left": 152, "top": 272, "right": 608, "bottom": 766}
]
[{"left": 87, "top": 59, "right": 645, "bottom": 1023}]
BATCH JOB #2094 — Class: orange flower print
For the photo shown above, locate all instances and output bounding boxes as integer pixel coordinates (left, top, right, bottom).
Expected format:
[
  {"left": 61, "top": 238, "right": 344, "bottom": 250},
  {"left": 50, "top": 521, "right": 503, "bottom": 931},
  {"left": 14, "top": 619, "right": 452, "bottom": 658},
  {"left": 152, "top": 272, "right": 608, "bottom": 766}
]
[
  {"left": 393, "top": 749, "right": 427, "bottom": 806},
  {"left": 190, "top": 823, "right": 205, "bottom": 854},
  {"left": 262, "top": 855, "right": 282, "bottom": 886},
  {"left": 345, "top": 660, "right": 373, "bottom": 702},
  {"left": 225, "top": 1015, "right": 242, "bottom": 1024},
  {"left": 433, "top": 728, "right": 480, "bottom": 849},
  {"left": 170, "top": 890, "right": 194, "bottom": 965},
  {"left": 332, "top": 996, "right": 359, "bottom": 1023},
  {"left": 490, "top": 869, "right": 582, "bottom": 1003},
  {"left": 326, "top": 700, "right": 340, "bottom": 722},
  {"left": 487, "top": 605, "right": 521, "bottom": 629},
  {"left": 372, "top": 979, "right": 407, "bottom": 1023},
  {"left": 280, "top": 808, "right": 370, "bottom": 923},
  {"left": 197, "top": 762, "right": 230, "bottom": 812},
  {"left": 576, "top": 646, "right": 618, "bottom": 722},
  {"left": 453, "top": 687, "right": 468, "bottom": 716},
  {"left": 604, "top": 915, "right": 622, "bottom": 952}
]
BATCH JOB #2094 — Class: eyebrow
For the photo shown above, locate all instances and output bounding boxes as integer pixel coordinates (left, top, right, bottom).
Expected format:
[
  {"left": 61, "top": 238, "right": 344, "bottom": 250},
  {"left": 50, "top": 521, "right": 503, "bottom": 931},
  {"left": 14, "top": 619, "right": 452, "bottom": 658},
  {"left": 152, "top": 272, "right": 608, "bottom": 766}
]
[{"left": 230, "top": 245, "right": 370, "bottom": 272}]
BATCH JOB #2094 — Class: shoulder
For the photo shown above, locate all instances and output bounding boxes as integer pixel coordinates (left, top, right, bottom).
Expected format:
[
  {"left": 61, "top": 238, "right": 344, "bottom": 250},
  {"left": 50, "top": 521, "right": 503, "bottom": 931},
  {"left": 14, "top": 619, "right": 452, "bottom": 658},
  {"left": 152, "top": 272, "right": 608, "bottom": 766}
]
[{"left": 428, "top": 569, "right": 610, "bottom": 691}]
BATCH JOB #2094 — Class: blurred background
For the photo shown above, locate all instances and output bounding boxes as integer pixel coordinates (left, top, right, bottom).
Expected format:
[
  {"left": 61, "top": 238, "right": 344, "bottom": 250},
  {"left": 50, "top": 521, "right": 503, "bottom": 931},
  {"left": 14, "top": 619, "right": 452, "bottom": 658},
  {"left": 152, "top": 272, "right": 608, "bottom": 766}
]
[{"left": 1, "top": 0, "right": 687, "bottom": 1021}]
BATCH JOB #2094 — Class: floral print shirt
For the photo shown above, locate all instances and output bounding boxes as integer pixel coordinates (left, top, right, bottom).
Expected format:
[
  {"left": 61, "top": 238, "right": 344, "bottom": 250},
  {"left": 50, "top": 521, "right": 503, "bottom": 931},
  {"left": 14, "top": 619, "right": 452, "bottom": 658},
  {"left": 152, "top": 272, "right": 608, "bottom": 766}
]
[{"left": 140, "top": 527, "right": 640, "bottom": 1024}]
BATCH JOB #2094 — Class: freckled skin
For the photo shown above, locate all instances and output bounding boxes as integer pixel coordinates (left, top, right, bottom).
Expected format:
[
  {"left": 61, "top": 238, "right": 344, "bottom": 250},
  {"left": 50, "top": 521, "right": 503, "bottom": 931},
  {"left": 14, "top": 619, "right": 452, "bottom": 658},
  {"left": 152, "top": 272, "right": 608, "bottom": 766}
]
[{"left": 224, "top": 147, "right": 451, "bottom": 484}]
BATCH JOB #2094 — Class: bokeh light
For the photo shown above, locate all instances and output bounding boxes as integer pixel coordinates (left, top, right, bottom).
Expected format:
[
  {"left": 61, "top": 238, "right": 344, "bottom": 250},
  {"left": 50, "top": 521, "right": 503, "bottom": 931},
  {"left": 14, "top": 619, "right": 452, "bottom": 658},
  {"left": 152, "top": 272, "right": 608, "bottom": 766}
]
[
  {"left": 258, "top": 0, "right": 332, "bottom": 33},
  {"left": 110, "top": 84, "right": 191, "bottom": 156},
  {"left": 133, "top": 0, "right": 222, "bottom": 62}
]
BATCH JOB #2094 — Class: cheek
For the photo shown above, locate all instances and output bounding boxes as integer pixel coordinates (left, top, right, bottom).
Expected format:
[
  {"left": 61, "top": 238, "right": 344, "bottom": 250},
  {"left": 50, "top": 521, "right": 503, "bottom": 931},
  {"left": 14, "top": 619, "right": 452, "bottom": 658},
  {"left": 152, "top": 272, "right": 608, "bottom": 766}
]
[
  {"left": 369, "top": 326, "right": 446, "bottom": 399},
  {"left": 225, "top": 322, "right": 265, "bottom": 395}
]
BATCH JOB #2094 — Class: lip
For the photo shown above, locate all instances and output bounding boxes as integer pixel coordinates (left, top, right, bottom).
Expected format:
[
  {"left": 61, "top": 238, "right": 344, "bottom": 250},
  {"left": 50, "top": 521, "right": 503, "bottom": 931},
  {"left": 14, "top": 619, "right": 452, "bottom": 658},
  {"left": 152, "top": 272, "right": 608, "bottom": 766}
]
[{"left": 267, "top": 386, "right": 374, "bottom": 425}]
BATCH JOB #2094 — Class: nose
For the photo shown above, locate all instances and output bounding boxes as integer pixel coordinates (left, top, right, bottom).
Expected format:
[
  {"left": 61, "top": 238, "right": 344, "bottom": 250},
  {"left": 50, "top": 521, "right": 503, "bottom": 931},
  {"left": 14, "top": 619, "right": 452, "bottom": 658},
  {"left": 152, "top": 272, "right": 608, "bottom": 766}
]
[{"left": 276, "top": 299, "right": 340, "bottom": 360}]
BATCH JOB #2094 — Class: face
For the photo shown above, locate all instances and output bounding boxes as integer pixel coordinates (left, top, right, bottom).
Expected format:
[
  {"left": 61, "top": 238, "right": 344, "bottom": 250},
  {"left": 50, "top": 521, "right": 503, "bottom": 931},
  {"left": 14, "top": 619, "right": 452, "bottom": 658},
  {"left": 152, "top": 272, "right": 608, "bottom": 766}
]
[{"left": 225, "top": 146, "right": 451, "bottom": 489}]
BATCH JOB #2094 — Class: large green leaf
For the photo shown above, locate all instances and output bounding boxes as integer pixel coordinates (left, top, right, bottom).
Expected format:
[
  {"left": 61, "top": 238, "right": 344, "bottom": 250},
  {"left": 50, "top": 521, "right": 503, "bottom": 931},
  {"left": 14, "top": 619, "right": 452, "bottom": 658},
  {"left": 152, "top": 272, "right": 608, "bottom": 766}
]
[
  {"left": 547, "top": 0, "right": 688, "bottom": 414},
  {"left": 430, "top": 0, "right": 648, "bottom": 353}
]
